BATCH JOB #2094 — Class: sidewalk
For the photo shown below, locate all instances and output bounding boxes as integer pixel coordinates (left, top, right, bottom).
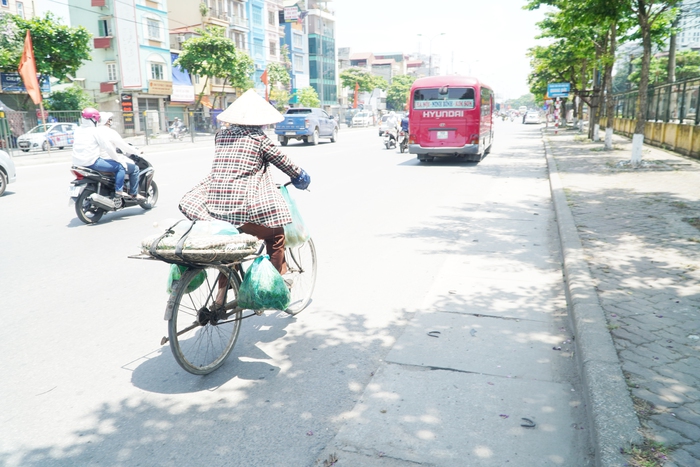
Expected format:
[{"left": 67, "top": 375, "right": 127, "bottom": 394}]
[{"left": 544, "top": 128, "right": 700, "bottom": 466}]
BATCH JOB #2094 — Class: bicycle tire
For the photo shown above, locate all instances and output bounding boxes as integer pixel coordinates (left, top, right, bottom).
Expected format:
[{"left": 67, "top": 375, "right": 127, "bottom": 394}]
[
  {"left": 284, "top": 238, "right": 317, "bottom": 315},
  {"left": 167, "top": 266, "right": 242, "bottom": 375}
]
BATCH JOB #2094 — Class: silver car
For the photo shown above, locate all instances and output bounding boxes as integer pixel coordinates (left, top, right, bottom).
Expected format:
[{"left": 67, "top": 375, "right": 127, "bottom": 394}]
[
  {"left": 17, "top": 122, "right": 76, "bottom": 152},
  {"left": 0, "top": 149, "right": 17, "bottom": 196}
]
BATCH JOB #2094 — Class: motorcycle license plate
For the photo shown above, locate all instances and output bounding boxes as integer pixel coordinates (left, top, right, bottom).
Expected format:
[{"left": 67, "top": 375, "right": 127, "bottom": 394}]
[
  {"left": 437, "top": 131, "right": 449, "bottom": 140},
  {"left": 68, "top": 185, "right": 83, "bottom": 198}
]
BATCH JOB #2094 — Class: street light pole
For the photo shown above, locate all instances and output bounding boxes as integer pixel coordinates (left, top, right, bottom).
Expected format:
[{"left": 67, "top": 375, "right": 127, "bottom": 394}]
[{"left": 418, "top": 33, "right": 445, "bottom": 77}]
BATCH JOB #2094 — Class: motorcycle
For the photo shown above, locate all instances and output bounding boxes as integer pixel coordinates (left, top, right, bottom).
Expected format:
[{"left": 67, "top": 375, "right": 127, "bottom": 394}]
[
  {"left": 398, "top": 130, "right": 408, "bottom": 153},
  {"left": 69, "top": 151, "right": 158, "bottom": 224},
  {"left": 169, "top": 124, "right": 187, "bottom": 141},
  {"left": 383, "top": 128, "right": 398, "bottom": 149}
]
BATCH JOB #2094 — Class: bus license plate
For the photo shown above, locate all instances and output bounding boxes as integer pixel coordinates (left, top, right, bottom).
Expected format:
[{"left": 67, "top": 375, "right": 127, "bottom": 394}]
[{"left": 437, "top": 131, "right": 448, "bottom": 139}]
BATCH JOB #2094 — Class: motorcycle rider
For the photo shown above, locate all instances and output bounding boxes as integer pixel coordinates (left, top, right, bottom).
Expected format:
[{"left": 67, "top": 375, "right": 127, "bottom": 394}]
[
  {"left": 169, "top": 117, "right": 185, "bottom": 137},
  {"left": 72, "top": 108, "right": 145, "bottom": 201}
]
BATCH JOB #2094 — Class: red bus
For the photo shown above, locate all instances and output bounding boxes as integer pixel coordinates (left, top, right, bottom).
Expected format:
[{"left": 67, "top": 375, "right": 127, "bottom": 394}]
[{"left": 408, "top": 75, "right": 494, "bottom": 162}]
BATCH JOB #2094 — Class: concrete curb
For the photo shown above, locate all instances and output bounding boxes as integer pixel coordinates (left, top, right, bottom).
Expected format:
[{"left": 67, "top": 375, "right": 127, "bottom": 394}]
[{"left": 543, "top": 134, "right": 643, "bottom": 467}]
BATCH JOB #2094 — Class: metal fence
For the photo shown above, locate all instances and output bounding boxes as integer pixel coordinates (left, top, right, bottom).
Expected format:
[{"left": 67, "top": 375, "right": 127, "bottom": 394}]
[
  {"left": 0, "top": 109, "right": 223, "bottom": 156},
  {"left": 612, "top": 77, "right": 700, "bottom": 125}
]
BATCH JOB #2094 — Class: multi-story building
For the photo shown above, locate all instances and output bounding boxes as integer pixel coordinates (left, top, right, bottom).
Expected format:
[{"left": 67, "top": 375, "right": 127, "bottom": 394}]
[
  {"left": 68, "top": 0, "right": 172, "bottom": 134},
  {"left": 678, "top": 0, "right": 700, "bottom": 47},
  {"left": 280, "top": 1, "right": 309, "bottom": 105},
  {"left": 0, "top": 0, "right": 35, "bottom": 19},
  {"left": 307, "top": 0, "right": 336, "bottom": 109}
]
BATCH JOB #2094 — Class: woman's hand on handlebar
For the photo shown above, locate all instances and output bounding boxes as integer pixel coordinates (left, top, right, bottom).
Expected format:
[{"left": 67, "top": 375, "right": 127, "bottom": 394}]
[{"left": 290, "top": 169, "right": 310, "bottom": 190}]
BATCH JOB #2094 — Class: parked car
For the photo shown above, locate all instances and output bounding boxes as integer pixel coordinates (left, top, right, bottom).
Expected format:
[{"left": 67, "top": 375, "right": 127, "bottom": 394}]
[
  {"left": 351, "top": 112, "right": 373, "bottom": 127},
  {"left": 523, "top": 111, "right": 541, "bottom": 124},
  {"left": 274, "top": 108, "right": 339, "bottom": 146},
  {"left": 17, "top": 122, "right": 76, "bottom": 152},
  {"left": 0, "top": 149, "right": 17, "bottom": 196}
]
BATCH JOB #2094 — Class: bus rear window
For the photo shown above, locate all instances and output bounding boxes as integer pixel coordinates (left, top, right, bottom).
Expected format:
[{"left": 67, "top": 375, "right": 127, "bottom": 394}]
[{"left": 413, "top": 87, "right": 475, "bottom": 110}]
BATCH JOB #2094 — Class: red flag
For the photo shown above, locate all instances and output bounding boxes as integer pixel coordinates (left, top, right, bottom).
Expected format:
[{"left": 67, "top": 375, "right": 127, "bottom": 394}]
[
  {"left": 18, "top": 30, "right": 42, "bottom": 105},
  {"left": 353, "top": 82, "right": 359, "bottom": 109},
  {"left": 260, "top": 69, "right": 269, "bottom": 101}
]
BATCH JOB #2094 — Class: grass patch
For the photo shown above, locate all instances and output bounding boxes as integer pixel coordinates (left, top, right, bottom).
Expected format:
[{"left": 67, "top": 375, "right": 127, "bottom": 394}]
[
  {"left": 607, "top": 323, "right": 620, "bottom": 330},
  {"left": 623, "top": 440, "right": 672, "bottom": 467},
  {"left": 573, "top": 135, "right": 589, "bottom": 143},
  {"left": 671, "top": 201, "right": 690, "bottom": 209},
  {"left": 683, "top": 217, "right": 700, "bottom": 230}
]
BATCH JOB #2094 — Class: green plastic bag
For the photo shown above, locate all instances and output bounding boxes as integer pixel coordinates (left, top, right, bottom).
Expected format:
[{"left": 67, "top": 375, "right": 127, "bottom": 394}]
[
  {"left": 167, "top": 264, "right": 206, "bottom": 294},
  {"left": 280, "top": 185, "right": 310, "bottom": 249},
  {"left": 238, "top": 255, "right": 290, "bottom": 310}
]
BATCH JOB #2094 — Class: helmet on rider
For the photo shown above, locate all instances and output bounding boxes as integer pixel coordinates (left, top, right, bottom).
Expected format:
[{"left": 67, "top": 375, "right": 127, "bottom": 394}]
[{"left": 81, "top": 107, "right": 101, "bottom": 126}]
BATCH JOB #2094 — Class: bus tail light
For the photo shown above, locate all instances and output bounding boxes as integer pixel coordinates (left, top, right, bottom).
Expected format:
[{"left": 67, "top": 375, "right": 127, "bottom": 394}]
[
  {"left": 408, "top": 134, "right": 416, "bottom": 144},
  {"left": 470, "top": 134, "right": 479, "bottom": 145}
]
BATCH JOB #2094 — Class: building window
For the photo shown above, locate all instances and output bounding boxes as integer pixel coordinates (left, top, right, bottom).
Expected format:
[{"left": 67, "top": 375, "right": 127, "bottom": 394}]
[
  {"left": 268, "top": 10, "right": 275, "bottom": 26},
  {"left": 294, "top": 54, "right": 303, "bottom": 71},
  {"left": 254, "top": 38, "right": 263, "bottom": 58},
  {"left": 269, "top": 41, "right": 277, "bottom": 57},
  {"left": 293, "top": 33, "right": 303, "bottom": 49},
  {"left": 16, "top": 2, "right": 24, "bottom": 18},
  {"left": 98, "top": 19, "right": 112, "bottom": 36},
  {"left": 233, "top": 31, "right": 246, "bottom": 50},
  {"left": 1, "top": 0, "right": 8, "bottom": 7},
  {"left": 253, "top": 6, "right": 262, "bottom": 26},
  {"left": 146, "top": 18, "right": 162, "bottom": 41},
  {"left": 150, "top": 63, "right": 164, "bottom": 80},
  {"left": 107, "top": 62, "right": 117, "bottom": 81}
]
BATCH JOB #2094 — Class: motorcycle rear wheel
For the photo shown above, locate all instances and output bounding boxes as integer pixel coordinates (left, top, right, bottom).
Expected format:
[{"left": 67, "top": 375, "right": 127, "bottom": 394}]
[{"left": 75, "top": 189, "right": 105, "bottom": 224}]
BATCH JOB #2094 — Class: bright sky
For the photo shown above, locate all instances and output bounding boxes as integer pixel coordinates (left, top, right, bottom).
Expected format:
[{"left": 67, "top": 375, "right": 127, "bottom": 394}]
[{"left": 332, "top": 0, "right": 548, "bottom": 101}]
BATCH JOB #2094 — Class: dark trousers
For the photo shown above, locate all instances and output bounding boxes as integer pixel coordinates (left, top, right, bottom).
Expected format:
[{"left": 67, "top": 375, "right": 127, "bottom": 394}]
[{"left": 238, "top": 223, "right": 286, "bottom": 274}]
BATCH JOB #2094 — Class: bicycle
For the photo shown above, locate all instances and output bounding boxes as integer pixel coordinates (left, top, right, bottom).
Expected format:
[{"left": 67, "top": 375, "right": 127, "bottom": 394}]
[{"left": 134, "top": 189, "right": 316, "bottom": 375}]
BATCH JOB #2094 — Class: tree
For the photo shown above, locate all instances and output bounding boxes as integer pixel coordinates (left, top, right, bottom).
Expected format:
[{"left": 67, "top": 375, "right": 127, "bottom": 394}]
[
  {"left": 10, "top": 13, "right": 91, "bottom": 81},
  {"left": 44, "top": 84, "right": 95, "bottom": 111},
  {"left": 269, "top": 88, "right": 291, "bottom": 111},
  {"left": 267, "top": 62, "right": 290, "bottom": 87},
  {"left": 339, "top": 68, "right": 387, "bottom": 92},
  {"left": 629, "top": 0, "right": 681, "bottom": 163},
  {"left": 385, "top": 74, "right": 415, "bottom": 111},
  {"left": 294, "top": 87, "right": 320, "bottom": 107},
  {"left": 627, "top": 50, "right": 700, "bottom": 85},
  {"left": 174, "top": 27, "right": 254, "bottom": 109}
]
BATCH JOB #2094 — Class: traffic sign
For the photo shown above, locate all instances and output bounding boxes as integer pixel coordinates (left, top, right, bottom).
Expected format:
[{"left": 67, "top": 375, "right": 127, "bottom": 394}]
[{"left": 547, "top": 82, "right": 570, "bottom": 98}]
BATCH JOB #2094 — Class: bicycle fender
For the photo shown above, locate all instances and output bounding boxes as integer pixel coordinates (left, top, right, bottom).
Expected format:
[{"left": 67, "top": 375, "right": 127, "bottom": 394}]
[{"left": 164, "top": 291, "right": 177, "bottom": 320}]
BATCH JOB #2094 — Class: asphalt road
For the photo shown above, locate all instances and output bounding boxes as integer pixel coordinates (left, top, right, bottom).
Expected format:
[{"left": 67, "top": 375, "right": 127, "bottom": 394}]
[{"left": 0, "top": 120, "right": 589, "bottom": 466}]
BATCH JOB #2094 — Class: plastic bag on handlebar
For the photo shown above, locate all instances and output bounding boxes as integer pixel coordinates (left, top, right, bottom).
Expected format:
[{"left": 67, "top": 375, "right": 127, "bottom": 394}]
[
  {"left": 238, "top": 255, "right": 290, "bottom": 311},
  {"left": 280, "top": 185, "right": 310, "bottom": 249}
]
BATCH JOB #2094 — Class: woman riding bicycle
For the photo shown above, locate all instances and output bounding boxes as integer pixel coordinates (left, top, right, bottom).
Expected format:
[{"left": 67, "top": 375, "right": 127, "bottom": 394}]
[{"left": 178, "top": 89, "right": 310, "bottom": 275}]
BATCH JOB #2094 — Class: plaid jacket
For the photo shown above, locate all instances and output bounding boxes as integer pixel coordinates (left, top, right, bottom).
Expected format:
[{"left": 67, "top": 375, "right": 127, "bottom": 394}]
[{"left": 179, "top": 125, "right": 302, "bottom": 228}]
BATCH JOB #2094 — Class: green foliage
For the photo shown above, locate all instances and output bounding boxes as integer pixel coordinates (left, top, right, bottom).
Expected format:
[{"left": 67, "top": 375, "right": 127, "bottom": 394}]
[
  {"left": 294, "top": 87, "right": 320, "bottom": 107},
  {"left": 45, "top": 84, "right": 95, "bottom": 110},
  {"left": 267, "top": 62, "right": 290, "bottom": 87},
  {"left": 1, "top": 13, "right": 91, "bottom": 81},
  {"left": 175, "top": 27, "right": 254, "bottom": 108},
  {"left": 386, "top": 74, "right": 415, "bottom": 111},
  {"left": 627, "top": 50, "right": 700, "bottom": 86},
  {"left": 340, "top": 68, "right": 374, "bottom": 92},
  {"left": 269, "top": 88, "right": 291, "bottom": 111},
  {"left": 506, "top": 94, "right": 537, "bottom": 109}
]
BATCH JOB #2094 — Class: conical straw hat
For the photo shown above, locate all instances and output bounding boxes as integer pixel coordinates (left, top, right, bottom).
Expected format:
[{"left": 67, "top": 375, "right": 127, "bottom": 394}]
[{"left": 216, "top": 89, "right": 284, "bottom": 125}]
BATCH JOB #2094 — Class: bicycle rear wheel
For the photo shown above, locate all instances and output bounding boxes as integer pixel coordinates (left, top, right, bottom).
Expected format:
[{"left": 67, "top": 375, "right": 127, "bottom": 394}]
[
  {"left": 284, "top": 238, "right": 317, "bottom": 315},
  {"left": 167, "top": 266, "right": 242, "bottom": 375}
]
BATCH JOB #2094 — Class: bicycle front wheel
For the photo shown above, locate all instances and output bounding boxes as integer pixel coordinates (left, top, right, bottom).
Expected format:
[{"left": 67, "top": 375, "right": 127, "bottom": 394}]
[
  {"left": 284, "top": 238, "right": 317, "bottom": 315},
  {"left": 167, "top": 266, "right": 242, "bottom": 375}
]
